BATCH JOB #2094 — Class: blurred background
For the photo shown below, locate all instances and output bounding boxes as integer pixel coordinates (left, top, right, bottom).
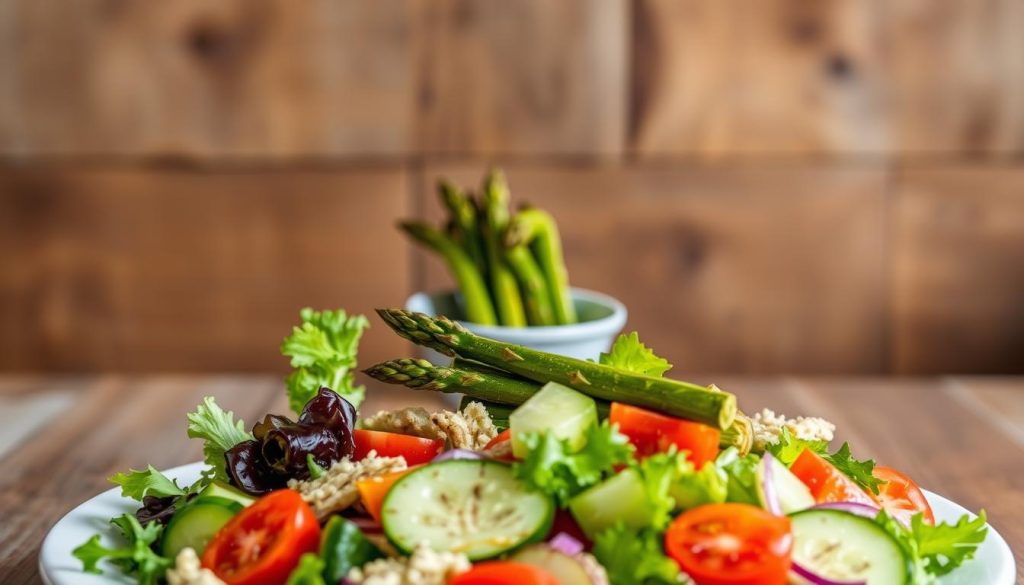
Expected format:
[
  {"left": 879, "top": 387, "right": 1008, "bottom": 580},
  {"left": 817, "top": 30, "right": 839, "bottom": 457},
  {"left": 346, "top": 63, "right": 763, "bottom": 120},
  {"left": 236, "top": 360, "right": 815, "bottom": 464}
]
[{"left": 1, "top": 0, "right": 1022, "bottom": 377}]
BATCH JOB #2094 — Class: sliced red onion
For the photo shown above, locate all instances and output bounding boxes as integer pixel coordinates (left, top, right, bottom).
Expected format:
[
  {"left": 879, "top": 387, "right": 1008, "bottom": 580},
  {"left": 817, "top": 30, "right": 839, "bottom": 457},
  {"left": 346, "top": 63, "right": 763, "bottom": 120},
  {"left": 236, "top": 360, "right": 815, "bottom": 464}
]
[
  {"left": 548, "top": 532, "right": 585, "bottom": 556},
  {"left": 432, "top": 448, "right": 487, "bottom": 462},
  {"left": 791, "top": 562, "right": 866, "bottom": 585},
  {"left": 761, "top": 452, "right": 783, "bottom": 516},
  {"left": 348, "top": 516, "right": 383, "bottom": 534}
]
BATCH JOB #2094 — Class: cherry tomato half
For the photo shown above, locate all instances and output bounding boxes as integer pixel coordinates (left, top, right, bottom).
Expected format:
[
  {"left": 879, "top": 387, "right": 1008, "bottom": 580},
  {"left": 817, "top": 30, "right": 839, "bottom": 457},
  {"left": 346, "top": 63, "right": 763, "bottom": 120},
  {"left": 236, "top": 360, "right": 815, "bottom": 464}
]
[
  {"left": 353, "top": 429, "right": 444, "bottom": 465},
  {"left": 449, "top": 561, "right": 560, "bottom": 585},
  {"left": 665, "top": 503, "right": 793, "bottom": 585},
  {"left": 201, "top": 489, "right": 320, "bottom": 585},
  {"left": 874, "top": 465, "right": 935, "bottom": 525},
  {"left": 610, "top": 402, "right": 720, "bottom": 467},
  {"left": 789, "top": 448, "right": 878, "bottom": 507}
]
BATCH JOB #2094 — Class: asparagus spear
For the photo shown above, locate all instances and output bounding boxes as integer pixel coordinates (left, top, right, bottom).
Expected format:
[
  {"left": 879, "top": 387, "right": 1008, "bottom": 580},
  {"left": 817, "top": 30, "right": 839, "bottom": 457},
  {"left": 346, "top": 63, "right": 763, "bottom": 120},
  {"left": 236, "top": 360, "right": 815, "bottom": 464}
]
[
  {"left": 363, "top": 358, "right": 540, "bottom": 405},
  {"left": 374, "top": 309, "right": 737, "bottom": 430},
  {"left": 505, "top": 245, "right": 557, "bottom": 326},
  {"left": 482, "top": 171, "right": 527, "bottom": 327},
  {"left": 375, "top": 356, "right": 751, "bottom": 453},
  {"left": 438, "top": 181, "right": 487, "bottom": 274},
  {"left": 506, "top": 207, "right": 576, "bottom": 324},
  {"left": 398, "top": 222, "right": 498, "bottom": 326}
]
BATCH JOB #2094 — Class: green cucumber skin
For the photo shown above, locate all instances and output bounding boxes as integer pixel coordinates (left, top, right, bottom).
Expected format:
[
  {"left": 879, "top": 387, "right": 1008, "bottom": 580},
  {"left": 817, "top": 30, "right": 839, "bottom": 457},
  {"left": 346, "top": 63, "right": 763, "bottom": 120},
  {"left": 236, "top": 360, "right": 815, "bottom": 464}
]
[
  {"left": 381, "top": 460, "right": 554, "bottom": 561},
  {"left": 161, "top": 496, "right": 243, "bottom": 559},
  {"left": 789, "top": 509, "right": 910, "bottom": 585}
]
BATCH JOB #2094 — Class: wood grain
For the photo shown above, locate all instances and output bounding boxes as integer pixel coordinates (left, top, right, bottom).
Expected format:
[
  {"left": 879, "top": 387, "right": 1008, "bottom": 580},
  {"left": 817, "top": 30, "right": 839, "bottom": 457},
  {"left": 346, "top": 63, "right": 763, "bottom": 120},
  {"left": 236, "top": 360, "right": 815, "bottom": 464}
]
[
  {"left": 416, "top": 164, "right": 887, "bottom": 374},
  {"left": 0, "top": 0, "right": 414, "bottom": 157},
  {"left": 891, "top": 167, "right": 1024, "bottom": 374},
  {"left": 631, "top": 0, "right": 1024, "bottom": 157},
  {"left": 414, "top": 0, "right": 627, "bottom": 156},
  {"left": 0, "top": 167, "right": 412, "bottom": 371}
]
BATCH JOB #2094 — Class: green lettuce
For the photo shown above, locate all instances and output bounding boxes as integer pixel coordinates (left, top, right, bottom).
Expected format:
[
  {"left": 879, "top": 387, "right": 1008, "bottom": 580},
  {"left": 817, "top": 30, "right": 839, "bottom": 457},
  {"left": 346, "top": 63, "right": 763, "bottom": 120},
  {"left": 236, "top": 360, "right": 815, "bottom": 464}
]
[
  {"left": 592, "top": 523, "right": 680, "bottom": 585},
  {"left": 108, "top": 465, "right": 186, "bottom": 501},
  {"left": 186, "top": 396, "right": 253, "bottom": 483},
  {"left": 282, "top": 307, "right": 369, "bottom": 412},
  {"left": 599, "top": 332, "right": 672, "bottom": 377},
  {"left": 73, "top": 515, "right": 170, "bottom": 585}
]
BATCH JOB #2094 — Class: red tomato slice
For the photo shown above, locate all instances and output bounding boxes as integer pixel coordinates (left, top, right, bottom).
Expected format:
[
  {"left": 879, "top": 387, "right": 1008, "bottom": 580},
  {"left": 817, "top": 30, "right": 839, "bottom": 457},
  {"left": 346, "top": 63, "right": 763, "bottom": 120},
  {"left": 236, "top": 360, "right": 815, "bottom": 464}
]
[
  {"left": 449, "top": 561, "right": 560, "bottom": 585},
  {"left": 789, "top": 448, "right": 878, "bottom": 507},
  {"left": 609, "top": 402, "right": 720, "bottom": 467},
  {"left": 353, "top": 429, "right": 444, "bottom": 465},
  {"left": 201, "top": 489, "right": 320, "bottom": 585},
  {"left": 665, "top": 503, "right": 792, "bottom": 585},
  {"left": 874, "top": 465, "right": 935, "bottom": 525},
  {"left": 484, "top": 429, "right": 512, "bottom": 450}
]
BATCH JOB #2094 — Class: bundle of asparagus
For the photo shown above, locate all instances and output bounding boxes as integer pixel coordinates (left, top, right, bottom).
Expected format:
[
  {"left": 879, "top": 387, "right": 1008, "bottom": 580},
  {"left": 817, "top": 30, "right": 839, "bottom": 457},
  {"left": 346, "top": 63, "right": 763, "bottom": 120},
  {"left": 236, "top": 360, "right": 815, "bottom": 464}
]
[
  {"left": 401, "top": 170, "right": 575, "bottom": 327},
  {"left": 365, "top": 309, "right": 754, "bottom": 454}
]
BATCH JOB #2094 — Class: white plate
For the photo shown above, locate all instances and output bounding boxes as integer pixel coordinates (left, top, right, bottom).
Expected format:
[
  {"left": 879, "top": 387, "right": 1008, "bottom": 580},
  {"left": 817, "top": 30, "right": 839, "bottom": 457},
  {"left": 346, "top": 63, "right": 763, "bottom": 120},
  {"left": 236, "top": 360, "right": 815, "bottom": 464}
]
[{"left": 40, "top": 461, "right": 1016, "bottom": 585}]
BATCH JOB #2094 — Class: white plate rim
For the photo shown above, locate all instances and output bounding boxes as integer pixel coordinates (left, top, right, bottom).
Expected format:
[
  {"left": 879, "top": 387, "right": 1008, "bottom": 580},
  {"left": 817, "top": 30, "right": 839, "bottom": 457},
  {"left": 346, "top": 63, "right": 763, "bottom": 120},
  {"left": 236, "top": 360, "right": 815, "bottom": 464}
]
[{"left": 39, "top": 461, "right": 1016, "bottom": 585}]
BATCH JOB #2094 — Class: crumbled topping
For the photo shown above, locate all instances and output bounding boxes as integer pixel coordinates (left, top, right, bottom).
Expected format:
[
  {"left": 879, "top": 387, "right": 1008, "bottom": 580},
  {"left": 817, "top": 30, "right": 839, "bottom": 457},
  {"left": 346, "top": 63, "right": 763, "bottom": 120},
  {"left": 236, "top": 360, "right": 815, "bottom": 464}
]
[
  {"left": 751, "top": 408, "right": 836, "bottom": 452},
  {"left": 347, "top": 542, "right": 470, "bottom": 585},
  {"left": 288, "top": 452, "right": 406, "bottom": 520},
  {"left": 361, "top": 407, "right": 447, "bottom": 442},
  {"left": 361, "top": 402, "right": 498, "bottom": 451},
  {"left": 166, "top": 548, "right": 224, "bottom": 585},
  {"left": 430, "top": 401, "right": 498, "bottom": 450}
]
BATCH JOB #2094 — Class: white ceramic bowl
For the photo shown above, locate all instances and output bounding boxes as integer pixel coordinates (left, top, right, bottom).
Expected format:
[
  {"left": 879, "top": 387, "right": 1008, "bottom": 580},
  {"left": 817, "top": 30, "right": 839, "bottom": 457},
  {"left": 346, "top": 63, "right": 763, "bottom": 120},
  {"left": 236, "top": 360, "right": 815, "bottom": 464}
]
[{"left": 404, "top": 287, "right": 628, "bottom": 365}]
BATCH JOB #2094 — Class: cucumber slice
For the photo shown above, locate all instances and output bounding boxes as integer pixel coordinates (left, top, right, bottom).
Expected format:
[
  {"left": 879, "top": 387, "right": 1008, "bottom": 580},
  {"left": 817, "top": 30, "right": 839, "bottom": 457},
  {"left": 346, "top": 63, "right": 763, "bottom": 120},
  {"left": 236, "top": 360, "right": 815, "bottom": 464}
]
[
  {"left": 198, "top": 481, "right": 255, "bottom": 508},
  {"left": 757, "top": 455, "right": 814, "bottom": 514},
  {"left": 381, "top": 460, "right": 554, "bottom": 560},
  {"left": 512, "top": 545, "right": 604, "bottom": 585},
  {"left": 568, "top": 469, "right": 651, "bottom": 539},
  {"left": 161, "top": 496, "right": 243, "bottom": 559},
  {"left": 790, "top": 509, "right": 909, "bottom": 584},
  {"left": 510, "top": 382, "right": 596, "bottom": 458}
]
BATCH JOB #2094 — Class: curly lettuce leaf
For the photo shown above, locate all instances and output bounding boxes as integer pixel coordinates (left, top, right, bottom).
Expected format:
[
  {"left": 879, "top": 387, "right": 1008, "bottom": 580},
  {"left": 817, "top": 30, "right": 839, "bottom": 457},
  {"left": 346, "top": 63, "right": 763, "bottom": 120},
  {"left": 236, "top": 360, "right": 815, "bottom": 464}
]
[
  {"left": 599, "top": 332, "right": 672, "bottom": 377},
  {"left": 108, "top": 465, "right": 186, "bottom": 501},
  {"left": 593, "top": 523, "right": 680, "bottom": 585},
  {"left": 514, "top": 420, "right": 634, "bottom": 506},
  {"left": 186, "top": 396, "right": 253, "bottom": 482},
  {"left": 73, "top": 515, "right": 170, "bottom": 585},
  {"left": 637, "top": 451, "right": 689, "bottom": 530},
  {"left": 282, "top": 307, "right": 369, "bottom": 412},
  {"left": 670, "top": 455, "right": 729, "bottom": 509},
  {"left": 876, "top": 508, "right": 988, "bottom": 583}
]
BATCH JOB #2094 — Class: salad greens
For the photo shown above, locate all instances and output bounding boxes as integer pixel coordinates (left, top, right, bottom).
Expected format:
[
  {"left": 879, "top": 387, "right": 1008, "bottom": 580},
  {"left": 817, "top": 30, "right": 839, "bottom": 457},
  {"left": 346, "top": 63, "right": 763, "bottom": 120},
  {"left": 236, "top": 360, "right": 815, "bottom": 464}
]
[
  {"left": 73, "top": 514, "right": 170, "bottom": 585},
  {"left": 186, "top": 396, "right": 253, "bottom": 484},
  {"left": 281, "top": 307, "right": 369, "bottom": 412},
  {"left": 514, "top": 420, "right": 633, "bottom": 506},
  {"left": 877, "top": 508, "right": 989, "bottom": 583},
  {"left": 592, "top": 524, "right": 680, "bottom": 585},
  {"left": 109, "top": 465, "right": 187, "bottom": 501},
  {"left": 598, "top": 331, "right": 673, "bottom": 377}
]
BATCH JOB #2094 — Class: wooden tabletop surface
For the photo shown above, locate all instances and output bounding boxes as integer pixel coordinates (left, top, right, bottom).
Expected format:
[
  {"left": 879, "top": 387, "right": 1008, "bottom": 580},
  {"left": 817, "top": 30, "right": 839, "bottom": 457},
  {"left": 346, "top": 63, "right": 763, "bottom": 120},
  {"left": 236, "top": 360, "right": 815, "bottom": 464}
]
[{"left": 0, "top": 375, "right": 1021, "bottom": 583}]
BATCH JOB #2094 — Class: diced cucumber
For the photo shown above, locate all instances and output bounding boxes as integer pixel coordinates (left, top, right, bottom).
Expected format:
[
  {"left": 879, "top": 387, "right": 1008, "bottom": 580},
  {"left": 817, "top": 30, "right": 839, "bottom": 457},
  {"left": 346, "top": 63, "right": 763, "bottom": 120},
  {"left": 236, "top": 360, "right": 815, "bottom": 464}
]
[
  {"left": 198, "top": 481, "right": 255, "bottom": 508},
  {"left": 510, "top": 382, "right": 596, "bottom": 458},
  {"left": 381, "top": 460, "right": 554, "bottom": 560},
  {"left": 161, "top": 496, "right": 243, "bottom": 559},
  {"left": 568, "top": 469, "right": 651, "bottom": 539},
  {"left": 757, "top": 455, "right": 814, "bottom": 514},
  {"left": 790, "top": 509, "right": 909, "bottom": 584},
  {"left": 320, "top": 517, "right": 383, "bottom": 584}
]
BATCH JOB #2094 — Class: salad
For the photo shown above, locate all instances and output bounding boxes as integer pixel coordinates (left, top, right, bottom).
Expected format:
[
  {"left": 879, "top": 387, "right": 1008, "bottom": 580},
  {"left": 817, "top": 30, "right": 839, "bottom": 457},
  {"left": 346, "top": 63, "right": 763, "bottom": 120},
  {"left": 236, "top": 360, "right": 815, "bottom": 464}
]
[{"left": 72, "top": 307, "right": 989, "bottom": 585}]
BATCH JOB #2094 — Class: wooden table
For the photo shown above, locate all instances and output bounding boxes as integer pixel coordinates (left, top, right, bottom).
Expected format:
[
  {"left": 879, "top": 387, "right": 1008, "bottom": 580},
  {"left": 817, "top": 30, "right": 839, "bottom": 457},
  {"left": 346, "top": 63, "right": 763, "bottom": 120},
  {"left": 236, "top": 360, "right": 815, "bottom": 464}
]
[{"left": 0, "top": 376, "right": 1021, "bottom": 583}]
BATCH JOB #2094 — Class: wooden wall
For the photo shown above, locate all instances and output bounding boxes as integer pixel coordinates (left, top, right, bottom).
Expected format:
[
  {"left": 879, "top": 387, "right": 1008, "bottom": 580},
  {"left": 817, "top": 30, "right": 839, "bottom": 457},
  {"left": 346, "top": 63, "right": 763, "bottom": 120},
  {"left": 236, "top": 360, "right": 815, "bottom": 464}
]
[{"left": 1, "top": 0, "right": 1021, "bottom": 374}]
